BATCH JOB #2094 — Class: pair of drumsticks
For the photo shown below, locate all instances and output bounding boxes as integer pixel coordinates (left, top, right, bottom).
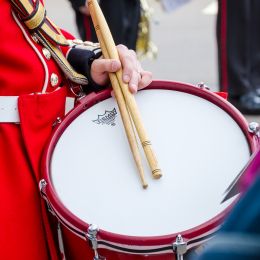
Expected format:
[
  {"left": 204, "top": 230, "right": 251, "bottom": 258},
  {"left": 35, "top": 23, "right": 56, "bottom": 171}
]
[{"left": 88, "top": 0, "right": 162, "bottom": 188}]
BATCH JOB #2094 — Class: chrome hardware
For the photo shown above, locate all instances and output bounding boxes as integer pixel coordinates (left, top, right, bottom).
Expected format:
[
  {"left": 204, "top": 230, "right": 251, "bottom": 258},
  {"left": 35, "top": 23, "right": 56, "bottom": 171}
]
[
  {"left": 248, "top": 122, "right": 260, "bottom": 137},
  {"left": 86, "top": 224, "right": 105, "bottom": 260},
  {"left": 39, "top": 179, "right": 47, "bottom": 195},
  {"left": 57, "top": 222, "right": 66, "bottom": 260},
  {"left": 39, "top": 179, "right": 55, "bottom": 215},
  {"left": 53, "top": 117, "right": 62, "bottom": 127},
  {"left": 69, "top": 84, "right": 86, "bottom": 98},
  {"left": 173, "top": 234, "right": 187, "bottom": 260},
  {"left": 197, "top": 82, "right": 210, "bottom": 90}
]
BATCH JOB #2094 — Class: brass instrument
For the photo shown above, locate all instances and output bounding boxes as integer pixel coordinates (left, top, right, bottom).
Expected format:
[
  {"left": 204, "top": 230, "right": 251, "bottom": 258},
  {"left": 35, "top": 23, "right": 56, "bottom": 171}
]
[{"left": 136, "top": 0, "right": 158, "bottom": 60}]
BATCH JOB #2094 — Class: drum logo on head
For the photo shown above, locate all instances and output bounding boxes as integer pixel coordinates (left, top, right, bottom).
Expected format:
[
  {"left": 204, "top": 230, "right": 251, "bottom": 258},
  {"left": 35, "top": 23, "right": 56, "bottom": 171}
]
[{"left": 92, "top": 108, "right": 117, "bottom": 126}]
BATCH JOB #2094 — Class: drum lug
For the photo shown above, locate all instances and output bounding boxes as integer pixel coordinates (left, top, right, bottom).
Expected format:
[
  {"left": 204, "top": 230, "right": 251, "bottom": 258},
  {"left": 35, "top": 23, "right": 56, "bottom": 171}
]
[
  {"left": 39, "top": 179, "right": 55, "bottom": 215},
  {"left": 52, "top": 117, "right": 62, "bottom": 127},
  {"left": 57, "top": 222, "right": 67, "bottom": 260},
  {"left": 86, "top": 224, "right": 106, "bottom": 260},
  {"left": 173, "top": 234, "right": 187, "bottom": 260},
  {"left": 248, "top": 122, "right": 260, "bottom": 137},
  {"left": 197, "top": 82, "right": 210, "bottom": 90},
  {"left": 39, "top": 179, "right": 47, "bottom": 195}
]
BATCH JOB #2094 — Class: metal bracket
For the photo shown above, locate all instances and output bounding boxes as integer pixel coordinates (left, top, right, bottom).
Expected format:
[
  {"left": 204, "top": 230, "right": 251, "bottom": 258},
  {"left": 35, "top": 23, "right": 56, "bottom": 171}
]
[
  {"left": 52, "top": 117, "right": 62, "bottom": 127},
  {"left": 248, "top": 122, "right": 260, "bottom": 137},
  {"left": 67, "top": 78, "right": 87, "bottom": 99},
  {"left": 57, "top": 222, "right": 67, "bottom": 260},
  {"left": 39, "top": 179, "right": 55, "bottom": 215},
  {"left": 39, "top": 179, "right": 47, "bottom": 195},
  {"left": 173, "top": 234, "right": 187, "bottom": 260},
  {"left": 197, "top": 82, "right": 210, "bottom": 90},
  {"left": 86, "top": 224, "right": 105, "bottom": 260}
]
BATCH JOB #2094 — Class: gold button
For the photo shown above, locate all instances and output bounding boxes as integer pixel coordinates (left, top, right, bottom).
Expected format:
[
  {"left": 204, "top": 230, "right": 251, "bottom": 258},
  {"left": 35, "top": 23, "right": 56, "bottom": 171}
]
[
  {"left": 50, "top": 73, "right": 59, "bottom": 87},
  {"left": 42, "top": 48, "right": 51, "bottom": 60}
]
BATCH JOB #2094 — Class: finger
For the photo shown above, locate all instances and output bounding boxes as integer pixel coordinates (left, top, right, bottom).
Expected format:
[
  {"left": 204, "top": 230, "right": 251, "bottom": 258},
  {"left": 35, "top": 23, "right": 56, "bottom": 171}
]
[
  {"left": 91, "top": 58, "right": 121, "bottom": 74},
  {"left": 117, "top": 45, "right": 136, "bottom": 83},
  {"left": 128, "top": 71, "right": 141, "bottom": 94},
  {"left": 110, "top": 90, "right": 115, "bottom": 98},
  {"left": 91, "top": 59, "right": 120, "bottom": 86},
  {"left": 138, "top": 71, "right": 153, "bottom": 90}
]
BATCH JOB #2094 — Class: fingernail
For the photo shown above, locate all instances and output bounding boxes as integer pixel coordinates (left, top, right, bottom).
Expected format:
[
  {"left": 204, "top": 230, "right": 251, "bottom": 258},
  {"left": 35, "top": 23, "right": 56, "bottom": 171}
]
[{"left": 123, "top": 74, "right": 130, "bottom": 82}]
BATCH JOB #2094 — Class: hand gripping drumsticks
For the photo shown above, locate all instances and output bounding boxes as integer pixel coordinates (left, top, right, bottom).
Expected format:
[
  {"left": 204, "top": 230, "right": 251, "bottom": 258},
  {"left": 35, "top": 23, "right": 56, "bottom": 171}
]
[
  {"left": 88, "top": 0, "right": 162, "bottom": 180},
  {"left": 88, "top": 1, "right": 148, "bottom": 188},
  {"left": 100, "top": 42, "right": 149, "bottom": 189}
]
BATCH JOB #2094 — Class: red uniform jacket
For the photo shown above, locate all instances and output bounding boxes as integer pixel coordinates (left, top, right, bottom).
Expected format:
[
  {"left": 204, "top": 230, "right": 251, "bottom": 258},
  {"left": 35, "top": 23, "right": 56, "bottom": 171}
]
[{"left": 0, "top": 1, "right": 77, "bottom": 259}]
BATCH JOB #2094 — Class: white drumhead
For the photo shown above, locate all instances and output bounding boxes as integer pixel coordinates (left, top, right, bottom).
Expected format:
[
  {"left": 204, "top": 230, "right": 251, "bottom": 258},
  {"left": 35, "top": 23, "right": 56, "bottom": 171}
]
[{"left": 51, "top": 89, "right": 250, "bottom": 236}]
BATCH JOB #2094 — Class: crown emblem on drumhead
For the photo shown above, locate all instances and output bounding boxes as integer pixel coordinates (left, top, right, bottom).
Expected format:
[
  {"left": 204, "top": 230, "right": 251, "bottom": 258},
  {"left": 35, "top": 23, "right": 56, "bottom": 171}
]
[{"left": 92, "top": 108, "right": 117, "bottom": 126}]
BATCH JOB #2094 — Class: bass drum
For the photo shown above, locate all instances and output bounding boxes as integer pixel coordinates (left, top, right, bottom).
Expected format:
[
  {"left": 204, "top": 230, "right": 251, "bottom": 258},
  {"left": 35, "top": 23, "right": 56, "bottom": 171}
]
[{"left": 41, "top": 81, "right": 258, "bottom": 259}]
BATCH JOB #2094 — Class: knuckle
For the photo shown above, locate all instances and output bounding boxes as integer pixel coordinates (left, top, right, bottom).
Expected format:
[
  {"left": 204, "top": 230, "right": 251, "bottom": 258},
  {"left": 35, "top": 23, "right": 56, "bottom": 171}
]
[
  {"left": 123, "top": 54, "right": 134, "bottom": 65},
  {"left": 129, "top": 49, "right": 136, "bottom": 57},
  {"left": 117, "top": 44, "right": 128, "bottom": 51},
  {"left": 143, "top": 71, "right": 152, "bottom": 78}
]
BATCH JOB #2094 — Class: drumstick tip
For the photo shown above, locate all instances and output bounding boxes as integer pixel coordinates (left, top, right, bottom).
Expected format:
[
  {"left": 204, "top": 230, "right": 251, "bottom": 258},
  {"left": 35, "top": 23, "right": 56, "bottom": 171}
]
[
  {"left": 152, "top": 169, "right": 162, "bottom": 179},
  {"left": 142, "top": 183, "right": 148, "bottom": 189}
]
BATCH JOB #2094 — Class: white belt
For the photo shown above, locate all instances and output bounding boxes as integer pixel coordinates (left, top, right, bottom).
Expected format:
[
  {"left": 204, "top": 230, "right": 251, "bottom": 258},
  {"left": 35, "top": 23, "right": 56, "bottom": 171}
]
[{"left": 0, "top": 96, "right": 75, "bottom": 123}]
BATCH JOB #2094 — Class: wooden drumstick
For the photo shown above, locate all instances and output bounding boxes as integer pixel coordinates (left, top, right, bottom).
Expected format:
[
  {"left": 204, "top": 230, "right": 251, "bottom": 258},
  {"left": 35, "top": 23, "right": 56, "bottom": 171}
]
[
  {"left": 88, "top": 2, "right": 148, "bottom": 188},
  {"left": 88, "top": 0, "right": 162, "bottom": 179}
]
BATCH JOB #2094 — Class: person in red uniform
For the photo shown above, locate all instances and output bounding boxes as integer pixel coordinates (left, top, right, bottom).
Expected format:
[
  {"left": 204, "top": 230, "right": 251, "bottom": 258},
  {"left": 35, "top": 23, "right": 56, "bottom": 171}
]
[{"left": 0, "top": 0, "right": 152, "bottom": 259}]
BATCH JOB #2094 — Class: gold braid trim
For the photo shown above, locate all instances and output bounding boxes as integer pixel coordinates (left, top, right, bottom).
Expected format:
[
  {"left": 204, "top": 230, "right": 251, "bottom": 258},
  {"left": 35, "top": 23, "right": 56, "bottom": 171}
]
[
  {"left": 19, "top": 0, "right": 33, "bottom": 13},
  {"left": 24, "top": 1, "right": 45, "bottom": 30},
  {"left": 36, "top": 32, "right": 88, "bottom": 85},
  {"left": 41, "top": 21, "right": 68, "bottom": 46},
  {"left": 10, "top": 0, "right": 88, "bottom": 85},
  {"left": 12, "top": 0, "right": 68, "bottom": 45}
]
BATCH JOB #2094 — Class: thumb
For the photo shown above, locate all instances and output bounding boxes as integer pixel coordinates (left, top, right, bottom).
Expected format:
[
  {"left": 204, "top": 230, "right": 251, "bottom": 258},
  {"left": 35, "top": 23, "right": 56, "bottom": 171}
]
[
  {"left": 90, "top": 59, "right": 121, "bottom": 85},
  {"left": 91, "top": 59, "right": 121, "bottom": 73}
]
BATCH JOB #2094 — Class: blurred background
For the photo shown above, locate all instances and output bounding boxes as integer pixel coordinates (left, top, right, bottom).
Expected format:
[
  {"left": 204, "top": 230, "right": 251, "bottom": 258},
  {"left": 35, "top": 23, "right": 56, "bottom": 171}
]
[{"left": 45, "top": 0, "right": 259, "bottom": 123}]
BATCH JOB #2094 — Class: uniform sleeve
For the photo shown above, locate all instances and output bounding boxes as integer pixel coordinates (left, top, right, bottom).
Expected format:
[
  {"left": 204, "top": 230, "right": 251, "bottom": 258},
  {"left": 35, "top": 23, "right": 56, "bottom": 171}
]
[
  {"left": 67, "top": 43, "right": 104, "bottom": 92},
  {"left": 51, "top": 27, "right": 104, "bottom": 92}
]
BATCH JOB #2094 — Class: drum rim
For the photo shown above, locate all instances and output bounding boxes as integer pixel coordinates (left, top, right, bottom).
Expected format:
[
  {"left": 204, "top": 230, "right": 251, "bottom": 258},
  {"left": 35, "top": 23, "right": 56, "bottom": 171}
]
[{"left": 41, "top": 80, "right": 258, "bottom": 249}]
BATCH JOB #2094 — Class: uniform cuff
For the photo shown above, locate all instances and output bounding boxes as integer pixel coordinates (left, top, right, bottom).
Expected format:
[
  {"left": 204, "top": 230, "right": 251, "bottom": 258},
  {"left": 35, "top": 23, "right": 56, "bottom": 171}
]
[{"left": 67, "top": 42, "right": 103, "bottom": 93}]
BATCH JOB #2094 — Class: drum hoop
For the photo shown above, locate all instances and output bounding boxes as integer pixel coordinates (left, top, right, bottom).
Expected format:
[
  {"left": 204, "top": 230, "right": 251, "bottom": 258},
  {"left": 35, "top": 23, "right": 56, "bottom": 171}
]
[{"left": 41, "top": 80, "right": 258, "bottom": 250}]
